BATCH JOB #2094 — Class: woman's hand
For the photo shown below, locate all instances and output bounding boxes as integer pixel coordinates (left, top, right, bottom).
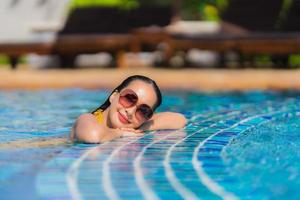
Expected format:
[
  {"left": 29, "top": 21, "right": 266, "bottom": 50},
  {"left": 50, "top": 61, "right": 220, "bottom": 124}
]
[
  {"left": 118, "top": 127, "right": 144, "bottom": 136},
  {"left": 139, "top": 112, "right": 187, "bottom": 131}
]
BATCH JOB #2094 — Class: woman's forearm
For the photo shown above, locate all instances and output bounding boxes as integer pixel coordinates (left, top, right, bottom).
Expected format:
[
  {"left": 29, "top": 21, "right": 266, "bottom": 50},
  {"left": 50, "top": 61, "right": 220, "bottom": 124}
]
[
  {"left": 98, "top": 128, "right": 123, "bottom": 143},
  {"left": 140, "top": 112, "right": 187, "bottom": 131}
]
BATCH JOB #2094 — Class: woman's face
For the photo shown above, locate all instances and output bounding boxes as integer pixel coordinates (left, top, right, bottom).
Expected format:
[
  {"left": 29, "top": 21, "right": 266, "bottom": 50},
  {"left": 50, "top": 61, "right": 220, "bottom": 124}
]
[{"left": 107, "top": 80, "right": 157, "bottom": 129}]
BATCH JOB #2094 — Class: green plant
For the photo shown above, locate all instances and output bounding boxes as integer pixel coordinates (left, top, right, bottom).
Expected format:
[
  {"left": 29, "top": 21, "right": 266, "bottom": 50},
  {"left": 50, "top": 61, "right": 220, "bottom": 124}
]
[
  {"left": 69, "top": 0, "right": 139, "bottom": 10},
  {"left": 0, "top": 55, "right": 9, "bottom": 64}
]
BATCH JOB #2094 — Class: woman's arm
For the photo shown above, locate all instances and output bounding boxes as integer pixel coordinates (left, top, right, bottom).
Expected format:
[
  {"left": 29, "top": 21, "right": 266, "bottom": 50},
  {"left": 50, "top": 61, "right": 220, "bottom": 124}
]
[
  {"left": 139, "top": 112, "right": 187, "bottom": 131},
  {"left": 70, "top": 114, "right": 127, "bottom": 143}
]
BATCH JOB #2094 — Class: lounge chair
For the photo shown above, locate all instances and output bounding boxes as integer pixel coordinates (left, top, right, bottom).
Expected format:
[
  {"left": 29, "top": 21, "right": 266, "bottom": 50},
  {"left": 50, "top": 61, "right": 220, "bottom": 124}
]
[
  {"left": 0, "top": 0, "right": 70, "bottom": 69},
  {"left": 128, "top": 6, "right": 174, "bottom": 63},
  {"left": 222, "top": 0, "right": 283, "bottom": 31},
  {"left": 281, "top": 0, "right": 300, "bottom": 32},
  {"left": 55, "top": 5, "right": 174, "bottom": 68},
  {"left": 167, "top": 0, "right": 300, "bottom": 68},
  {"left": 54, "top": 7, "right": 131, "bottom": 68},
  {"left": 160, "top": 0, "right": 283, "bottom": 68},
  {"left": 230, "top": 0, "right": 300, "bottom": 67}
]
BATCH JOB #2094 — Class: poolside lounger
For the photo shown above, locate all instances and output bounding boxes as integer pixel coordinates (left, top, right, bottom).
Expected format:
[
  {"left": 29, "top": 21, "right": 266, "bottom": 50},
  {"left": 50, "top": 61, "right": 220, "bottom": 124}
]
[
  {"left": 128, "top": 6, "right": 174, "bottom": 63},
  {"left": 282, "top": 0, "right": 300, "bottom": 32},
  {"left": 222, "top": 0, "right": 284, "bottom": 32},
  {"left": 0, "top": 0, "right": 70, "bottom": 69},
  {"left": 54, "top": 7, "right": 132, "bottom": 68},
  {"left": 0, "top": 42, "right": 54, "bottom": 69},
  {"left": 227, "top": 0, "right": 300, "bottom": 67},
  {"left": 127, "top": 6, "right": 173, "bottom": 29},
  {"left": 169, "top": 32, "right": 300, "bottom": 68},
  {"left": 220, "top": 0, "right": 300, "bottom": 67},
  {"left": 168, "top": 0, "right": 284, "bottom": 67},
  {"left": 55, "top": 6, "right": 174, "bottom": 68},
  {"left": 165, "top": 21, "right": 250, "bottom": 68},
  {"left": 236, "top": 33, "right": 300, "bottom": 54},
  {"left": 165, "top": 0, "right": 300, "bottom": 68},
  {"left": 55, "top": 34, "right": 131, "bottom": 68}
]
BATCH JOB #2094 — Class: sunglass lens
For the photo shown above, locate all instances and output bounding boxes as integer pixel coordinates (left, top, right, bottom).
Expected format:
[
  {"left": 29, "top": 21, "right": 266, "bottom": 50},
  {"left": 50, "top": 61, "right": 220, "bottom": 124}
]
[
  {"left": 136, "top": 104, "right": 153, "bottom": 121},
  {"left": 120, "top": 93, "right": 138, "bottom": 108}
]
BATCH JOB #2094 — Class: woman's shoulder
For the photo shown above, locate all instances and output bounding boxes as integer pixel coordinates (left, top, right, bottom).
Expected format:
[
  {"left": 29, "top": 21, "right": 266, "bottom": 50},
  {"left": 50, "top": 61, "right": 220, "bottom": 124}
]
[
  {"left": 72, "top": 113, "right": 106, "bottom": 143},
  {"left": 76, "top": 113, "right": 104, "bottom": 127}
]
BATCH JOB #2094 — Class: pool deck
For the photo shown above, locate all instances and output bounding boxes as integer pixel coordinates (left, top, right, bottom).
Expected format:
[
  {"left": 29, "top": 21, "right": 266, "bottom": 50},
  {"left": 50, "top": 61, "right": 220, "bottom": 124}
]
[{"left": 1, "top": 66, "right": 300, "bottom": 91}]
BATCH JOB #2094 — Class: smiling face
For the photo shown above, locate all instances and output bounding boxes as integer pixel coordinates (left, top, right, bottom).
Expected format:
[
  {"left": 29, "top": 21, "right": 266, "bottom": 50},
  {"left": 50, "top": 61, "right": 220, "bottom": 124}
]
[{"left": 106, "top": 80, "right": 157, "bottom": 129}]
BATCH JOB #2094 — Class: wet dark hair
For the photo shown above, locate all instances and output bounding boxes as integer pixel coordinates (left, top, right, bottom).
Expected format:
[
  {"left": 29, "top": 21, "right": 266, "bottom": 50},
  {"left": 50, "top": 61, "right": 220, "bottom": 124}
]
[{"left": 91, "top": 75, "right": 162, "bottom": 113}]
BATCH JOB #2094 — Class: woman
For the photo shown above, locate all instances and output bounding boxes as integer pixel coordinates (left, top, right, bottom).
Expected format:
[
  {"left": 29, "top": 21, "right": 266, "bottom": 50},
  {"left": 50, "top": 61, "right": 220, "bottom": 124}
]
[{"left": 70, "top": 75, "right": 187, "bottom": 143}]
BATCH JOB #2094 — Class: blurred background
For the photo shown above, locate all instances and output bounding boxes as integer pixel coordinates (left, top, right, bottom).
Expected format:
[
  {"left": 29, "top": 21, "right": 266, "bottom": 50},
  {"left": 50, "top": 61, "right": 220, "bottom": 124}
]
[{"left": 1, "top": 0, "right": 300, "bottom": 70}]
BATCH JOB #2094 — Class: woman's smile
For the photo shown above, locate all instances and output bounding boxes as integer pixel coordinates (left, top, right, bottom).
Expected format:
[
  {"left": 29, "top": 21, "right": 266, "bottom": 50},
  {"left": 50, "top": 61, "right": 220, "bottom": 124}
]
[{"left": 118, "top": 111, "right": 130, "bottom": 124}]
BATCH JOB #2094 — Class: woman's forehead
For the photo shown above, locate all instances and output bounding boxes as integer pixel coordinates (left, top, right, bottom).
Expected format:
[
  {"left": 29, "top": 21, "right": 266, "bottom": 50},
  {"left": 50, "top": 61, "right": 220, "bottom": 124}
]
[{"left": 124, "top": 81, "right": 156, "bottom": 106}]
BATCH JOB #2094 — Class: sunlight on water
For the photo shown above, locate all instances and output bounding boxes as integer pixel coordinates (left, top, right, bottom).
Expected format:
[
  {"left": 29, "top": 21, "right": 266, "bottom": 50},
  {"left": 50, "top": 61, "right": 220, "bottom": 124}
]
[{"left": 0, "top": 89, "right": 299, "bottom": 199}]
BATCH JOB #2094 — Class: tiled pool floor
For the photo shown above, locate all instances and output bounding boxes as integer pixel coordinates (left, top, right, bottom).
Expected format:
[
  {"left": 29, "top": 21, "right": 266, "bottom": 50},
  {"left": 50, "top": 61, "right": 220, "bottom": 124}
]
[{"left": 1, "top": 90, "right": 300, "bottom": 199}]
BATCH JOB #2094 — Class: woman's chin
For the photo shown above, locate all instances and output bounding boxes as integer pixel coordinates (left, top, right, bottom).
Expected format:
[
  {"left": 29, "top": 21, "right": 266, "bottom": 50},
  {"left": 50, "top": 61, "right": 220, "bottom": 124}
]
[{"left": 111, "top": 120, "right": 122, "bottom": 129}]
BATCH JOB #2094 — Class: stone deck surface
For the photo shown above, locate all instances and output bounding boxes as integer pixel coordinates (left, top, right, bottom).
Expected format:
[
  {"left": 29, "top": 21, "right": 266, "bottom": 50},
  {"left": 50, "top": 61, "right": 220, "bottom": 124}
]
[{"left": 1, "top": 66, "right": 300, "bottom": 91}]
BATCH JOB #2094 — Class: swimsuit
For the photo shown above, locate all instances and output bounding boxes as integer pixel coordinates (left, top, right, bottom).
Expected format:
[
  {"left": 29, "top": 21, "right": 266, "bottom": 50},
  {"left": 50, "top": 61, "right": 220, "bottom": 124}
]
[{"left": 92, "top": 109, "right": 103, "bottom": 124}]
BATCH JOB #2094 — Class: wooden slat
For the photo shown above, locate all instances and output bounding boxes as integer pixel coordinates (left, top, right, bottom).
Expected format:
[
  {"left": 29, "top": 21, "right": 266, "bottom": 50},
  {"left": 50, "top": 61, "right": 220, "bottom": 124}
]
[
  {"left": 0, "top": 42, "right": 54, "bottom": 56},
  {"left": 237, "top": 38, "right": 300, "bottom": 54},
  {"left": 55, "top": 34, "right": 131, "bottom": 54}
]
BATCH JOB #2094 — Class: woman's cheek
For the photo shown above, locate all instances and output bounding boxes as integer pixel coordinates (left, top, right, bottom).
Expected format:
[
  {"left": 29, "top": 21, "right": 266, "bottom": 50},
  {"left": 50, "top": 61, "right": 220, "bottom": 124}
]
[{"left": 108, "top": 109, "right": 121, "bottom": 128}]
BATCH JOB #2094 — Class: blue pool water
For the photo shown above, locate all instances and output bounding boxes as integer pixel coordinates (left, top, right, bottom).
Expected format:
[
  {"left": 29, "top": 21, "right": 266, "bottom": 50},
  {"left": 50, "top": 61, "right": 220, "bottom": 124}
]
[{"left": 0, "top": 89, "right": 300, "bottom": 200}]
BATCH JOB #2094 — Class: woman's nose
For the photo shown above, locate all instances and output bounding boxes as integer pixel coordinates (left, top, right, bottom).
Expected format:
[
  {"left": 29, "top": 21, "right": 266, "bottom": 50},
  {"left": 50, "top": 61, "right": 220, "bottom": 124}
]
[{"left": 125, "top": 106, "right": 136, "bottom": 119}]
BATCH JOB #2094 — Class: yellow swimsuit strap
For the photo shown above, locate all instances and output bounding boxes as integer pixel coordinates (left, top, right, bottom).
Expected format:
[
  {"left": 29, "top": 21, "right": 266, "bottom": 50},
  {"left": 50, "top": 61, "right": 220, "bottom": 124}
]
[{"left": 92, "top": 109, "right": 104, "bottom": 124}]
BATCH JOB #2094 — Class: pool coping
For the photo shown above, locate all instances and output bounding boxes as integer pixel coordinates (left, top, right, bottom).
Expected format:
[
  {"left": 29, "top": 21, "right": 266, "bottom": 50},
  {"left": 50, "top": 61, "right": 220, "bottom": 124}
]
[{"left": 1, "top": 67, "right": 300, "bottom": 91}]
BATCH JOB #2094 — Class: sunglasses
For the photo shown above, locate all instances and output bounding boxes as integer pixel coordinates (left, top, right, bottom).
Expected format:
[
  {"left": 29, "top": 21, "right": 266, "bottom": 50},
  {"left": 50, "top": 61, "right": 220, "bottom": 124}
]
[{"left": 118, "top": 89, "right": 154, "bottom": 122}]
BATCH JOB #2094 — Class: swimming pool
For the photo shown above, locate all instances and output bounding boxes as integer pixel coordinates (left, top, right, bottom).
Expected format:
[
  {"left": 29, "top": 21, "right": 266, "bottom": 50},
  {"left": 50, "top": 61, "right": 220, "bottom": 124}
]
[{"left": 0, "top": 89, "right": 300, "bottom": 199}]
